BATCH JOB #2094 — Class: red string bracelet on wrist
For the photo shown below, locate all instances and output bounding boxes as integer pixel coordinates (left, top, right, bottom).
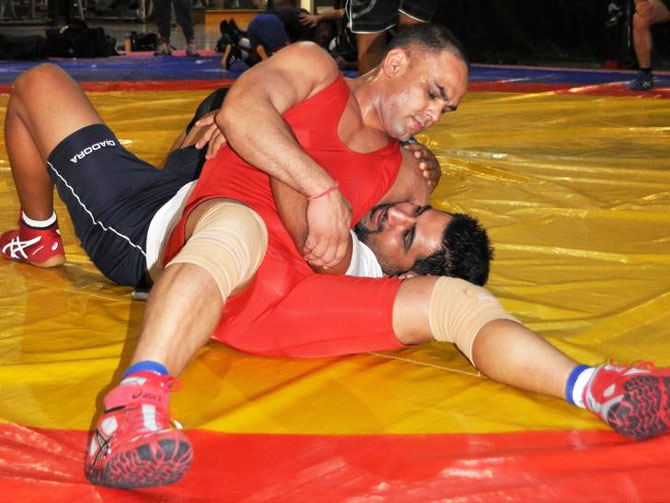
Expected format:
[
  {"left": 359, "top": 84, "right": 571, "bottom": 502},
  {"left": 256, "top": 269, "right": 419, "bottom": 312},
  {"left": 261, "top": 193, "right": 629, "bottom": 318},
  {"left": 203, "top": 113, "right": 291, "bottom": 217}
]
[{"left": 307, "top": 181, "right": 339, "bottom": 200}]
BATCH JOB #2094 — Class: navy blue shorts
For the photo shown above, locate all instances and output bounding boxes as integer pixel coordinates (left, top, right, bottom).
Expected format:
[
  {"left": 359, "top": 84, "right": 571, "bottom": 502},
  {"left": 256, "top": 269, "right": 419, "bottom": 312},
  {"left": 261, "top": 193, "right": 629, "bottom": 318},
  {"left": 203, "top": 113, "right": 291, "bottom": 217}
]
[
  {"left": 47, "top": 124, "right": 200, "bottom": 286},
  {"left": 347, "top": 0, "right": 438, "bottom": 33}
]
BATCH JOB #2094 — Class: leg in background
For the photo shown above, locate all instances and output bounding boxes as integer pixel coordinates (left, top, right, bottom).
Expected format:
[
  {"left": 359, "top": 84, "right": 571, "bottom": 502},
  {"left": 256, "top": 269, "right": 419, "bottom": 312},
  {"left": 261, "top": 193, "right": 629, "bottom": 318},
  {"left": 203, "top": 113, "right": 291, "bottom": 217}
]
[
  {"left": 356, "top": 31, "right": 388, "bottom": 75},
  {"left": 630, "top": 0, "right": 670, "bottom": 90},
  {"left": 4, "top": 64, "right": 103, "bottom": 218},
  {"left": 153, "top": 0, "right": 173, "bottom": 55},
  {"left": 1, "top": 64, "right": 103, "bottom": 267}
]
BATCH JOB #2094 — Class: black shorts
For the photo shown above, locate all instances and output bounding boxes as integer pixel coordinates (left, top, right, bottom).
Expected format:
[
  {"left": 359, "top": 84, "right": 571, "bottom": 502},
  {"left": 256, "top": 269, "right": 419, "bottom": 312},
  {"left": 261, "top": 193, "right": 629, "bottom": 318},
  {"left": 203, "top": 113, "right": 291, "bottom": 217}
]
[
  {"left": 347, "top": 0, "right": 438, "bottom": 33},
  {"left": 47, "top": 124, "right": 200, "bottom": 286}
]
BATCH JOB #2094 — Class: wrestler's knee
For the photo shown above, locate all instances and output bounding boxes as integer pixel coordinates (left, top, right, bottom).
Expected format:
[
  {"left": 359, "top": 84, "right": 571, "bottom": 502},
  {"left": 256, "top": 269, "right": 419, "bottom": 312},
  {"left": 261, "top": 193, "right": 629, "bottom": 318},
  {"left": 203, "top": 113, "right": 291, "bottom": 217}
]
[
  {"left": 166, "top": 201, "right": 268, "bottom": 301},
  {"left": 13, "top": 64, "right": 65, "bottom": 98},
  {"left": 394, "top": 276, "right": 518, "bottom": 364},
  {"left": 634, "top": 0, "right": 653, "bottom": 20},
  {"left": 633, "top": 11, "right": 650, "bottom": 30},
  {"left": 430, "top": 277, "right": 517, "bottom": 364}
]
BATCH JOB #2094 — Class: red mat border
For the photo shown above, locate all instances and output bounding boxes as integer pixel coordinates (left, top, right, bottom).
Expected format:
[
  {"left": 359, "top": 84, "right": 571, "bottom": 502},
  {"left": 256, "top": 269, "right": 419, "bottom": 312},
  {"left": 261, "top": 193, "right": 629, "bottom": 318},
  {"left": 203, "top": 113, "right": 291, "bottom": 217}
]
[
  {"left": 2, "top": 424, "right": 669, "bottom": 502},
  {"left": 0, "top": 79, "right": 668, "bottom": 97}
]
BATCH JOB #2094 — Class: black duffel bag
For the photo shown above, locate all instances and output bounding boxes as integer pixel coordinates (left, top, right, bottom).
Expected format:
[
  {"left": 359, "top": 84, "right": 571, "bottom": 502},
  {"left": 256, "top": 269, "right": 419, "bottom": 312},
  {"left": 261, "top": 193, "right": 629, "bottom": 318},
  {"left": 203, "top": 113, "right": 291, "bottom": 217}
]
[
  {"left": 0, "top": 33, "right": 48, "bottom": 60},
  {"left": 46, "top": 19, "right": 117, "bottom": 58}
]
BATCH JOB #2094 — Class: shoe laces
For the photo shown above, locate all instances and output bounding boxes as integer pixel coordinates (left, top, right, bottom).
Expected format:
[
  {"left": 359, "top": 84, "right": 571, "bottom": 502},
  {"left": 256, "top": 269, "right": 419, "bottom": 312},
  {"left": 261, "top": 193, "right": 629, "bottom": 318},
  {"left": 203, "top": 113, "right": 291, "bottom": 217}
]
[
  {"left": 122, "top": 399, "right": 179, "bottom": 433},
  {"left": 606, "top": 359, "right": 656, "bottom": 372}
]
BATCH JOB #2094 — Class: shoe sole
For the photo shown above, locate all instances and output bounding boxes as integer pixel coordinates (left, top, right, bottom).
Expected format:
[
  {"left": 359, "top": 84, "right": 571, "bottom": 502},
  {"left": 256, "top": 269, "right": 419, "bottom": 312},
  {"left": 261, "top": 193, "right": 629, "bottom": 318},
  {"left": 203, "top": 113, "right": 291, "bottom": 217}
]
[
  {"left": 1, "top": 252, "right": 65, "bottom": 268},
  {"left": 86, "top": 436, "right": 193, "bottom": 489},
  {"left": 608, "top": 375, "right": 670, "bottom": 440},
  {"left": 32, "top": 254, "right": 65, "bottom": 268}
]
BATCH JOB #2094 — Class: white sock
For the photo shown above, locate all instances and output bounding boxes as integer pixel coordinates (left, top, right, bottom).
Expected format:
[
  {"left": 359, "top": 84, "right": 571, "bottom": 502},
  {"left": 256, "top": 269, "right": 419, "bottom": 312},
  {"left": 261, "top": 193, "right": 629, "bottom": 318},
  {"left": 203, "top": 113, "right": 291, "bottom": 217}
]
[
  {"left": 22, "top": 211, "right": 57, "bottom": 229},
  {"left": 570, "top": 367, "right": 596, "bottom": 409}
]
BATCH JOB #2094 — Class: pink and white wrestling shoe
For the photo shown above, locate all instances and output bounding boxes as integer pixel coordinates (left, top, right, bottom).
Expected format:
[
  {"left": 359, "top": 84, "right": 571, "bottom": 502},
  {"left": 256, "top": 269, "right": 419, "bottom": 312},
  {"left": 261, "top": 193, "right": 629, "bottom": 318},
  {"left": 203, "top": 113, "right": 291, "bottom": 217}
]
[
  {"left": 85, "top": 372, "right": 193, "bottom": 489},
  {"left": 584, "top": 362, "right": 670, "bottom": 440}
]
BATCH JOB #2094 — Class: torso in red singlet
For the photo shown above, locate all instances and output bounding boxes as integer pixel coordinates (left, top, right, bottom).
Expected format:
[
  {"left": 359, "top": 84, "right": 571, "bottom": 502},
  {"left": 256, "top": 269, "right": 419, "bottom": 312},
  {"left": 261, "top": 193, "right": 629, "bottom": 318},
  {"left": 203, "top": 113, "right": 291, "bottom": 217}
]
[{"left": 163, "top": 75, "right": 405, "bottom": 358}]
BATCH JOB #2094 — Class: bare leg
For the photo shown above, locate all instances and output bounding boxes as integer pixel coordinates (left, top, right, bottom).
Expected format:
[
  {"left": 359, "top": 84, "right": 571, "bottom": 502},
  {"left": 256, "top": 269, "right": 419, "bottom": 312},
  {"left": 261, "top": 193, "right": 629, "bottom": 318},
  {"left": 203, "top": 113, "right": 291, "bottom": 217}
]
[
  {"left": 632, "top": 0, "right": 670, "bottom": 69},
  {"left": 5, "top": 64, "right": 103, "bottom": 220},
  {"left": 86, "top": 199, "right": 267, "bottom": 488},
  {"left": 392, "top": 276, "right": 576, "bottom": 399},
  {"left": 131, "top": 263, "right": 223, "bottom": 375},
  {"left": 392, "top": 277, "right": 670, "bottom": 440},
  {"left": 397, "top": 12, "right": 424, "bottom": 30},
  {"left": 131, "top": 201, "right": 225, "bottom": 374},
  {"left": 356, "top": 32, "right": 387, "bottom": 76}
]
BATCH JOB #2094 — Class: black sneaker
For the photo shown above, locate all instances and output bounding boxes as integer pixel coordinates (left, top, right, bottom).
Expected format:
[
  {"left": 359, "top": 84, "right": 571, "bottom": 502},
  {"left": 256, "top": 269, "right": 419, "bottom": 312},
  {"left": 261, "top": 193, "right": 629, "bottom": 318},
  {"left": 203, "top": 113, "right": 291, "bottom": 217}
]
[
  {"left": 228, "top": 18, "right": 245, "bottom": 42},
  {"left": 629, "top": 71, "right": 653, "bottom": 91},
  {"left": 220, "top": 18, "right": 244, "bottom": 44},
  {"left": 221, "top": 42, "right": 248, "bottom": 72}
]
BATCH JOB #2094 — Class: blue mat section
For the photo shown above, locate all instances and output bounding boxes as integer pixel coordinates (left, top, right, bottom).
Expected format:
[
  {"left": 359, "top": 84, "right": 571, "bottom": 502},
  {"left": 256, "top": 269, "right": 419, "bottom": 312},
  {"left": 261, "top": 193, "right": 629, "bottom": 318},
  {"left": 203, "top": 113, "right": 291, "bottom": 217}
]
[
  {"left": 0, "top": 55, "right": 231, "bottom": 84},
  {"left": 0, "top": 55, "right": 668, "bottom": 87},
  {"left": 470, "top": 64, "right": 670, "bottom": 87}
]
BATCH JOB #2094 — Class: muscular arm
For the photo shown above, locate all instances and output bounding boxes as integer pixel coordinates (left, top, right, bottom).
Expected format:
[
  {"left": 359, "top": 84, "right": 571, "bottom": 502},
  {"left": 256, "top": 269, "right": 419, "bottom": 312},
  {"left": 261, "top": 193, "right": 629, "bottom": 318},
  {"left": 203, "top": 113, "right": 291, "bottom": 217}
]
[
  {"left": 217, "top": 42, "right": 351, "bottom": 268},
  {"left": 217, "top": 42, "right": 341, "bottom": 198}
]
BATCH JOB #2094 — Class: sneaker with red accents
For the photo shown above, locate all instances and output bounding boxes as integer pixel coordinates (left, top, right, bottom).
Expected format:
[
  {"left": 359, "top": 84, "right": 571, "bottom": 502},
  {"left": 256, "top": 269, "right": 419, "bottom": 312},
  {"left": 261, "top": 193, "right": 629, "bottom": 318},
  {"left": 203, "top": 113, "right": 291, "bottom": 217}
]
[
  {"left": 85, "top": 372, "right": 193, "bottom": 488},
  {"left": 583, "top": 362, "right": 670, "bottom": 440},
  {"left": 0, "top": 221, "right": 65, "bottom": 267}
]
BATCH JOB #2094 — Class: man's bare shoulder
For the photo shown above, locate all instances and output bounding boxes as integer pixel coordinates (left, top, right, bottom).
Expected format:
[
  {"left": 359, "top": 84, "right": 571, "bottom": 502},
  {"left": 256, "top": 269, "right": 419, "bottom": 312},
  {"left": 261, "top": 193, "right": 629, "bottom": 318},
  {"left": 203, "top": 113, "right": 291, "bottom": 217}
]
[{"left": 268, "top": 42, "right": 341, "bottom": 96}]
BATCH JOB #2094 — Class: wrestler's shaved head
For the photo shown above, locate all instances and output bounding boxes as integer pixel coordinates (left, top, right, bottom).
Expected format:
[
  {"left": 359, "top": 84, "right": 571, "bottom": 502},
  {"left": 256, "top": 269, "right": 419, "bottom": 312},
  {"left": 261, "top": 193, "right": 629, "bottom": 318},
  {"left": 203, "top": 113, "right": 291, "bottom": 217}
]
[{"left": 382, "top": 23, "right": 470, "bottom": 73}]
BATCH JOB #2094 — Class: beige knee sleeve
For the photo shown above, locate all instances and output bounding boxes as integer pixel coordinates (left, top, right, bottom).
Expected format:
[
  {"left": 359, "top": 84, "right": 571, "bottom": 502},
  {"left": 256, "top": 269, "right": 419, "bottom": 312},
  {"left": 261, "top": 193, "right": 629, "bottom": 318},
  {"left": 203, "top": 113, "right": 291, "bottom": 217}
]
[
  {"left": 166, "top": 202, "right": 267, "bottom": 302},
  {"left": 429, "top": 277, "right": 518, "bottom": 364}
]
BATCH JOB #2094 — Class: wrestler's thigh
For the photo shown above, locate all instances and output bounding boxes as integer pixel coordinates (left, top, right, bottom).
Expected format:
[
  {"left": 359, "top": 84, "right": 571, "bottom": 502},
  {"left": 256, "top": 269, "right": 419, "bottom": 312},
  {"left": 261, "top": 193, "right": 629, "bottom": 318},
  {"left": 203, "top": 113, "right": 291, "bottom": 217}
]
[
  {"left": 11, "top": 64, "right": 102, "bottom": 160},
  {"left": 392, "top": 275, "right": 436, "bottom": 345},
  {"left": 226, "top": 274, "right": 405, "bottom": 358}
]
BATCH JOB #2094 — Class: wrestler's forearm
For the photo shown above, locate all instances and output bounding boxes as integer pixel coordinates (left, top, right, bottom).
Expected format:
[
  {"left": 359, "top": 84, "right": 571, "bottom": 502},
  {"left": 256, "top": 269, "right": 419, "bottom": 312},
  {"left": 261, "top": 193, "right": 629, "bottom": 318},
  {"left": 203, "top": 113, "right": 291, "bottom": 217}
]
[{"left": 271, "top": 179, "right": 352, "bottom": 274}]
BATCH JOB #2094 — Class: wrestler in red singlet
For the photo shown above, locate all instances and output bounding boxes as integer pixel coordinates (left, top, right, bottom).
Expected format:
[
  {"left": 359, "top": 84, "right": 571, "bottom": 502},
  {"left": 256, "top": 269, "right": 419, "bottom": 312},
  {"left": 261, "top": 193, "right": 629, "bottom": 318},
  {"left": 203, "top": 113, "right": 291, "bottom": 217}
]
[{"left": 164, "top": 76, "right": 406, "bottom": 357}]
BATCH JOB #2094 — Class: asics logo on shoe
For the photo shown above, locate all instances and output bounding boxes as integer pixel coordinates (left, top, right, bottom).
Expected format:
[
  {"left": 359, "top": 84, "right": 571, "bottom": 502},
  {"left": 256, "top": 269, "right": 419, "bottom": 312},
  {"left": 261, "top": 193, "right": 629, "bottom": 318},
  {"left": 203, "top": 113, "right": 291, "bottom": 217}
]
[
  {"left": 2, "top": 235, "right": 41, "bottom": 260},
  {"left": 131, "top": 390, "right": 162, "bottom": 402},
  {"left": 70, "top": 139, "right": 116, "bottom": 163}
]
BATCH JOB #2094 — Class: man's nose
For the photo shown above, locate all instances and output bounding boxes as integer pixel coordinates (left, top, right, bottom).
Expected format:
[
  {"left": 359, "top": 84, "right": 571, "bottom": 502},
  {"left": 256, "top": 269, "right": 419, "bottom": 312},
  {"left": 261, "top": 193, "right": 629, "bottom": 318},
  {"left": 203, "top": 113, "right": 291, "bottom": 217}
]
[
  {"left": 386, "top": 207, "right": 413, "bottom": 226},
  {"left": 425, "top": 102, "right": 443, "bottom": 122}
]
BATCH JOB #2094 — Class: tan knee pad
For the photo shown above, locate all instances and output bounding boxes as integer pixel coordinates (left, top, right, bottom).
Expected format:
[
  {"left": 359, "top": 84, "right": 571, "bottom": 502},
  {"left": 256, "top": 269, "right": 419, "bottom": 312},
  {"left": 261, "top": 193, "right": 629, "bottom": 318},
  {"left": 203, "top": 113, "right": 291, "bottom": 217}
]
[
  {"left": 166, "top": 202, "right": 267, "bottom": 302},
  {"left": 428, "top": 277, "right": 518, "bottom": 364}
]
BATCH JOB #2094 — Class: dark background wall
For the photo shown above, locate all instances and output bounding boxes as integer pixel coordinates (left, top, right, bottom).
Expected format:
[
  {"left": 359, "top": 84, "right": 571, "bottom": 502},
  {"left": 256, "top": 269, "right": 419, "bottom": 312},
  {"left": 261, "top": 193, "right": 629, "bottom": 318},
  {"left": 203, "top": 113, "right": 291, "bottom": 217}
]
[{"left": 433, "top": 0, "right": 670, "bottom": 68}]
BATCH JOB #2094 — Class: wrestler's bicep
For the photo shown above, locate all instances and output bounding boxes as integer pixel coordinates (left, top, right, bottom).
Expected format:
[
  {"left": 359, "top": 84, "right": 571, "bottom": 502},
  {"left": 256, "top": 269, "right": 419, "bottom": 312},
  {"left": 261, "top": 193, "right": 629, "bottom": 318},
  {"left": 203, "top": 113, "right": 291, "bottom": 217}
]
[{"left": 223, "top": 43, "right": 340, "bottom": 116}]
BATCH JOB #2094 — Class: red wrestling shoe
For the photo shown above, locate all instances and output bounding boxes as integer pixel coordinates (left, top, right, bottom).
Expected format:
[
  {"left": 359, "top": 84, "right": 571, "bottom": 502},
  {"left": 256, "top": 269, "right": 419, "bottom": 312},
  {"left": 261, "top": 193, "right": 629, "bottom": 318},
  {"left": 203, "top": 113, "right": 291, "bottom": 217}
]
[
  {"left": 584, "top": 362, "right": 670, "bottom": 440},
  {"left": 0, "top": 220, "right": 64, "bottom": 267},
  {"left": 85, "top": 372, "right": 193, "bottom": 489}
]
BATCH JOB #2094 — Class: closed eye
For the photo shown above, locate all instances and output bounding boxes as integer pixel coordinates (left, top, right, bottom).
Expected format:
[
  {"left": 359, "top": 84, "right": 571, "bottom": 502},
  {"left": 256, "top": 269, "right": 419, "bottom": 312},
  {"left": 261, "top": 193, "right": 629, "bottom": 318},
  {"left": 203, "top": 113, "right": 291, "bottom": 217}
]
[{"left": 403, "top": 226, "right": 416, "bottom": 252}]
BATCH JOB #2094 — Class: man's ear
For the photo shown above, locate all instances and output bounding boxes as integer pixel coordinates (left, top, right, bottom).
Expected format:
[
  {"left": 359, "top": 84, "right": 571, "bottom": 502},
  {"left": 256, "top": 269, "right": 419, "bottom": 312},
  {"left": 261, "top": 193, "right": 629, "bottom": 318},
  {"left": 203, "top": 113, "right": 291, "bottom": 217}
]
[{"left": 381, "top": 47, "right": 410, "bottom": 78}]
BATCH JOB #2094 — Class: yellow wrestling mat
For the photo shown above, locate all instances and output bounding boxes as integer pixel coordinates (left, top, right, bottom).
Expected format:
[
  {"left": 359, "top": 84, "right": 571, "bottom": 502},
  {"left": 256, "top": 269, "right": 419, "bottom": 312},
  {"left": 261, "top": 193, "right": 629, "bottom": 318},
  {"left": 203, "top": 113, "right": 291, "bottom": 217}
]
[{"left": 1, "top": 86, "right": 669, "bottom": 502}]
